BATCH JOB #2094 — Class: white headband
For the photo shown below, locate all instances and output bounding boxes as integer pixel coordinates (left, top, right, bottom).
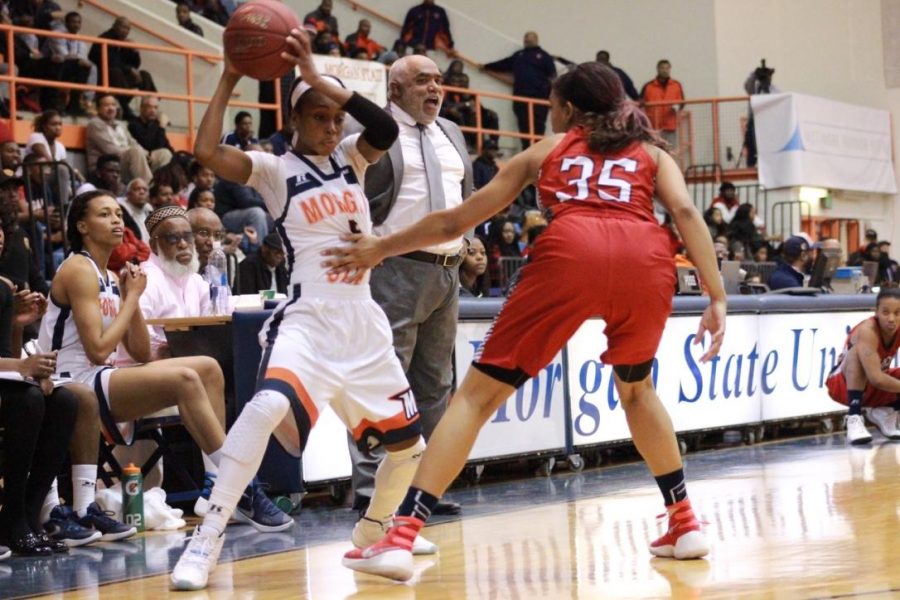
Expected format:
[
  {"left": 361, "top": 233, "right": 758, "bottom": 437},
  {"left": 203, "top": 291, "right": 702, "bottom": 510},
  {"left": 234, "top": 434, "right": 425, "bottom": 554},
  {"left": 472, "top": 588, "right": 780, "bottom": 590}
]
[{"left": 290, "top": 75, "right": 346, "bottom": 109}]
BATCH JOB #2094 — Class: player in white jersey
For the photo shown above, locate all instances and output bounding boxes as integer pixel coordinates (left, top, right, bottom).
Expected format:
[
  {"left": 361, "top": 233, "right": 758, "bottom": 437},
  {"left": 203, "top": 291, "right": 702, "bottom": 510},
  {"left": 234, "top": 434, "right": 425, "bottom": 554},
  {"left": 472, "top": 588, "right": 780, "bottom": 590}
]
[
  {"left": 37, "top": 191, "right": 289, "bottom": 544},
  {"left": 171, "top": 30, "right": 432, "bottom": 591}
]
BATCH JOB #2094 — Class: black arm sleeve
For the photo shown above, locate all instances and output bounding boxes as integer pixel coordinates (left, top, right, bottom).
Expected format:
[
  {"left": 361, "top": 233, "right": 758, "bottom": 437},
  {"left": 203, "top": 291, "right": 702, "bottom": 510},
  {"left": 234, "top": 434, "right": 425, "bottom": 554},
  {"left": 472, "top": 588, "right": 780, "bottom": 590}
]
[{"left": 343, "top": 93, "right": 399, "bottom": 151}]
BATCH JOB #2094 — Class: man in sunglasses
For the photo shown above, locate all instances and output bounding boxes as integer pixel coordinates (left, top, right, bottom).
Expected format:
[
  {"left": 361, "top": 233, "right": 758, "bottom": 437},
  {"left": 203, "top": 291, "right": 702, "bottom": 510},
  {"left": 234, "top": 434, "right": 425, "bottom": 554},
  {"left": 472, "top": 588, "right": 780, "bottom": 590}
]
[{"left": 118, "top": 205, "right": 211, "bottom": 365}]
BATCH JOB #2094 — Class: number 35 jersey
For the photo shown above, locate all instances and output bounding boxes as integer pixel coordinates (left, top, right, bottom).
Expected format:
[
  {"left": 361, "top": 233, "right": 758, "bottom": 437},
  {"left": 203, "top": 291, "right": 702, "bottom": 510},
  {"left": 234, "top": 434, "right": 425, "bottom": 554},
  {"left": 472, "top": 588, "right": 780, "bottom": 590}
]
[
  {"left": 537, "top": 127, "right": 658, "bottom": 225},
  {"left": 246, "top": 134, "right": 372, "bottom": 287}
]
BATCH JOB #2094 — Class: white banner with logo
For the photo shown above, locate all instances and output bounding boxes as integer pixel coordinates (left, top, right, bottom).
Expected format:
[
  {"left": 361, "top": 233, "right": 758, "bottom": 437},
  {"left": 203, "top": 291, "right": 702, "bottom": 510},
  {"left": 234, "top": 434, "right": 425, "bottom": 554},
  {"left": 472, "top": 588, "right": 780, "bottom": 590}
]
[
  {"left": 454, "top": 322, "right": 568, "bottom": 460},
  {"left": 751, "top": 92, "right": 897, "bottom": 193},
  {"left": 312, "top": 55, "right": 387, "bottom": 105}
]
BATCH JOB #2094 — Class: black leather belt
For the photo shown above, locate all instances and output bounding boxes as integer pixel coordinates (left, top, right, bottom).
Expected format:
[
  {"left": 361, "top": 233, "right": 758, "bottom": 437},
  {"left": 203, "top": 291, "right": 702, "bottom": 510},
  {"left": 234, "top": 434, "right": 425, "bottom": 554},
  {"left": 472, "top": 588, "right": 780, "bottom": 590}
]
[{"left": 400, "top": 250, "right": 463, "bottom": 268}]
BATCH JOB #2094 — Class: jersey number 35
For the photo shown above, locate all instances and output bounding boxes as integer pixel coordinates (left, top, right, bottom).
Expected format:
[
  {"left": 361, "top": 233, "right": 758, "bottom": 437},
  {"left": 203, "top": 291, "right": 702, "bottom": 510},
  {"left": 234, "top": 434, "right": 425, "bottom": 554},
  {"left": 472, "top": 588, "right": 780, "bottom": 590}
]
[{"left": 555, "top": 156, "right": 637, "bottom": 203}]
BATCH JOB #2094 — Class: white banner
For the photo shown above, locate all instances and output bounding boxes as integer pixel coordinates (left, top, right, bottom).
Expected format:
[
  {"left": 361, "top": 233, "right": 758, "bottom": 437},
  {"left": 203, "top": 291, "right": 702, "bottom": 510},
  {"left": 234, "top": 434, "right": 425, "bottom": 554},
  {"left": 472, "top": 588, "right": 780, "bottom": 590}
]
[
  {"left": 567, "top": 316, "right": 763, "bottom": 446},
  {"left": 752, "top": 92, "right": 897, "bottom": 193},
  {"left": 312, "top": 55, "right": 387, "bottom": 105},
  {"left": 454, "top": 322, "right": 568, "bottom": 460}
]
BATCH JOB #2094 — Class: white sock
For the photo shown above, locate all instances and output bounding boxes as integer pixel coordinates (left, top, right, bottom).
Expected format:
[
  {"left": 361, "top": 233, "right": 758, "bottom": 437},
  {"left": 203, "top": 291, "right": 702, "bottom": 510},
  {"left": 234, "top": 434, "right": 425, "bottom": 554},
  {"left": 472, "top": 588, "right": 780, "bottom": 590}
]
[
  {"left": 203, "top": 391, "right": 289, "bottom": 536},
  {"left": 72, "top": 464, "right": 98, "bottom": 517},
  {"left": 366, "top": 437, "right": 426, "bottom": 524},
  {"left": 202, "top": 450, "right": 222, "bottom": 475},
  {"left": 41, "top": 478, "right": 61, "bottom": 524}
]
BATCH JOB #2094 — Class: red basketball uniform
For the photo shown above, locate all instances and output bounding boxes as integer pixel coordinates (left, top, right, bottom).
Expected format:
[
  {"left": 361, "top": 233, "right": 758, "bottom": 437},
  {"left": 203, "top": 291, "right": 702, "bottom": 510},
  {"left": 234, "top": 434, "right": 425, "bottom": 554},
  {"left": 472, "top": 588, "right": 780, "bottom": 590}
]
[
  {"left": 826, "top": 316, "right": 900, "bottom": 407},
  {"left": 476, "top": 128, "right": 675, "bottom": 381}
]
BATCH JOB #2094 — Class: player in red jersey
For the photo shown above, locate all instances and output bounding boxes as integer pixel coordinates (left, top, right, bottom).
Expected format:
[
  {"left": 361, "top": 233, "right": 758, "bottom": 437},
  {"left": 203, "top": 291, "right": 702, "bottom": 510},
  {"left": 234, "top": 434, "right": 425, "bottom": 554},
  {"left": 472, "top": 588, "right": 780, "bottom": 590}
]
[
  {"left": 826, "top": 287, "right": 900, "bottom": 445},
  {"left": 327, "top": 62, "right": 727, "bottom": 580}
]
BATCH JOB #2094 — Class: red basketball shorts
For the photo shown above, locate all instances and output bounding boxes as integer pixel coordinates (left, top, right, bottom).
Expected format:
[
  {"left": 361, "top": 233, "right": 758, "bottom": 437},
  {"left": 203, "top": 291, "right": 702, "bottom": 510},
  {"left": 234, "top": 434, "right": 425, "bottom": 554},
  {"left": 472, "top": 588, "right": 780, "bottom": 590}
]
[
  {"left": 826, "top": 368, "right": 900, "bottom": 408},
  {"left": 476, "top": 216, "right": 676, "bottom": 380}
]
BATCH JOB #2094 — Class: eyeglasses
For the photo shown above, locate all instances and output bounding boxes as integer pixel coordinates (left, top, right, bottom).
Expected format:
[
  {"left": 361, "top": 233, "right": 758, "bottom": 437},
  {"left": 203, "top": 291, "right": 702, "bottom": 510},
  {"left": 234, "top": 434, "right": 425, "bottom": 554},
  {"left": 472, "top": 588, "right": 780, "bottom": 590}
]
[
  {"left": 153, "top": 231, "right": 195, "bottom": 245},
  {"left": 192, "top": 229, "right": 226, "bottom": 241}
]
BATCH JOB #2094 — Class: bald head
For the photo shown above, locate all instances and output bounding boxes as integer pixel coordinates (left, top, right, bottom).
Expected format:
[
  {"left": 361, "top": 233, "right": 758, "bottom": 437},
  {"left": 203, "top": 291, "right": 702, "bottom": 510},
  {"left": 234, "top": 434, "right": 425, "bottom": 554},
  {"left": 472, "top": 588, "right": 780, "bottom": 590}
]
[
  {"left": 389, "top": 55, "right": 443, "bottom": 124},
  {"left": 187, "top": 206, "right": 220, "bottom": 229},
  {"left": 187, "top": 207, "right": 224, "bottom": 271}
]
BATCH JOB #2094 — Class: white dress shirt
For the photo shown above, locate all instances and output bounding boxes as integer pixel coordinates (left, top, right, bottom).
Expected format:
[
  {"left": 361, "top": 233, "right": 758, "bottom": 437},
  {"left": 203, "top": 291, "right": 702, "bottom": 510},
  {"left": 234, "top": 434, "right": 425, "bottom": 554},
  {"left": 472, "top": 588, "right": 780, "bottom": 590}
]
[
  {"left": 374, "top": 104, "right": 465, "bottom": 255},
  {"left": 116, "top": 252, "right": 211, "bottom": 365}
]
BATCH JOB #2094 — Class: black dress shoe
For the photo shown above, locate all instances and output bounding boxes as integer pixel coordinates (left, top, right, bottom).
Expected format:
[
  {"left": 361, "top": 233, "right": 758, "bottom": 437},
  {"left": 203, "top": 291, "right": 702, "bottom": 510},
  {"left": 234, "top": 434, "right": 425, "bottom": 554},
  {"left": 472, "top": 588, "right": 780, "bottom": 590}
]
[
  {"left": 432, "top": 500, "right": 461, "bottom": 516},
  {"left": 34, "top": 532, "right": 68, "bottom": 553},
  {"left": 7, "top": 533, "right": 53, "bottom": 557}
]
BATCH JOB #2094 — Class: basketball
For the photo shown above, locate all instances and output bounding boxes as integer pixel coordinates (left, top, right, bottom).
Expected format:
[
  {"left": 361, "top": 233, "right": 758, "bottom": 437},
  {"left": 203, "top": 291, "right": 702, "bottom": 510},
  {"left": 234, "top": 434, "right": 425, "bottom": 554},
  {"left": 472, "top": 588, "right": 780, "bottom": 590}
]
[{"left": 223, "top": 0, "right": 301, "bottom": 80}]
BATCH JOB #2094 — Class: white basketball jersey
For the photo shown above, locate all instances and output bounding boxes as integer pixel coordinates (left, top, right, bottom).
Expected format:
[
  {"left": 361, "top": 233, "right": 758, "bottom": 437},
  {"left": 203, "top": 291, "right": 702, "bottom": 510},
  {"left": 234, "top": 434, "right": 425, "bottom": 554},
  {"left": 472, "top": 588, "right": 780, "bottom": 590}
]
[
  {"left": 39, "top": 252, "right": 120, "bottom": 377},
  {"left": 246, "top": 135, "right": 372, "bottom": 287}
]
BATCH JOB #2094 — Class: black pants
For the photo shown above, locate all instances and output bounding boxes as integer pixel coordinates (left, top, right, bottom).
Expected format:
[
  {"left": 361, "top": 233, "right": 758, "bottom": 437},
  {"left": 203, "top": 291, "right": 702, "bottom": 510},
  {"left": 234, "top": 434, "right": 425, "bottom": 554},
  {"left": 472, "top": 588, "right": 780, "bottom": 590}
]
[
  {"left": 108, "top": 67, "right": 157, "bottom": 118},
  {"left": 745, "top": 114, "right": 758, "bottom": 168},
  {"left": 0, "top": 382, "right": 77, "bottom": 539},
  {"left": 513, "top": 100, "right": 549, "bottom": 149}
]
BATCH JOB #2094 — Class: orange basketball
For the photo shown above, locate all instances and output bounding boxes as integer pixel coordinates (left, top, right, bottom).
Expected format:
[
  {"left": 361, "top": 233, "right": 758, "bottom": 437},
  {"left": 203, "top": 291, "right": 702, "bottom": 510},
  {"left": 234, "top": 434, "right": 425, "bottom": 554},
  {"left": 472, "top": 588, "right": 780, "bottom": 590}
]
[{"left": 223, "top": 0, "right": 301, "bottom": 80}]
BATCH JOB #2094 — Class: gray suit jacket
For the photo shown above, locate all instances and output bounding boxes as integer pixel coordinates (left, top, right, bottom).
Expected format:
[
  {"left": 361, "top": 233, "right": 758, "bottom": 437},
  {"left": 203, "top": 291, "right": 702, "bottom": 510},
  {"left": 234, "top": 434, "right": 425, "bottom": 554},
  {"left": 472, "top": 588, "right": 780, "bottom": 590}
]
[{"left": 366, "top": 116, "right": 473, "bottom": 226}]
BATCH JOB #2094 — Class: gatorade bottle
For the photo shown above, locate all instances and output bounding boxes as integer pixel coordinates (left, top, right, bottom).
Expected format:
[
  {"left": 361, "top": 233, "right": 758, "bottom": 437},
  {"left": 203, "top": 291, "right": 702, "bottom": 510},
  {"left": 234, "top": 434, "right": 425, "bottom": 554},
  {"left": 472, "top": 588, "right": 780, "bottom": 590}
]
[{"left": 122, "top": 463, "right": 144, "bottom": 532}]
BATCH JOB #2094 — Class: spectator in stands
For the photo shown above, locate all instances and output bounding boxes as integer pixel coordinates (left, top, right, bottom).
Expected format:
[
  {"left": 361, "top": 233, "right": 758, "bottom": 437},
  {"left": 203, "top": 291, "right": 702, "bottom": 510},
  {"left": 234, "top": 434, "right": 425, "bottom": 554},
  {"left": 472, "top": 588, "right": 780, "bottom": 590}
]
[
  {"left": 0, "top": 224, "right": 80, "bottom": 557},
  {"left": 86, "top": 93, "right": 154, "bottom": 183},
  {"left": 640, "top": 59, "right": 684, "bottom": 149},
  {"left": 522, "top": 223, "right": 546, "bottom": 258},
  {"left": 12, "top": 12, "right": 47, "bottom": 112},
  {"left": 726, "top": 203, "right": 762, "bottom": 258},
  {"left": 128, "top": 96, "right": 174, "bottom": 173},
  {"left": 235, "top": 231, "right": 287, "bottom": 295},
  {"left": 486, "top": 217, "right": 522, "bottom": 288},
  {"left": 148, "top": 179, "right": 177, "bottom": 210},
  {"left": 176, "top": 2, "right": 203, "bottom": 36},
  {"left": 188, "top": 187, "right": 215, "bottom": 211},
  {"left": 201, "top": 0, "right": 229, "bottom": 26},
  {"left": 596, "top": 50, "right": 639, "bottom": 100},
  {"left": 483, "top": 32, "right": 556, "bottom": 149},
  {"left": 459, "top": 236, "right": 489, "bottom": 297},
  {"left": 24, "top": 110, "right": 65, "bottom": 163},
  {"left": 345, "top": 19, "right": 384, "bottom": 60},
  {"left": 187, "top": 206, "right": 226, "bottom": 274},
  {"left": 87, "top": 153, "right": 124, "bottom": 197},
  {"left": 185, "top": 160, "right": 216, "bottom": 199},
  {"left": 767, "top": 236, "right": 809, "bottom": 290},
  {"left": 440, "top": 72, "right": 500, "bottom": 149},
  {"left": 0, "top": 170, "right": 49, "bottom": 295},
  {"left": 703, "top": 206, "right": 728, "bottom": 240},
  {"left": 848, "top": 228, "right": 878, "bottom": 266},
  {"left": 57, "top": 12, "right": 96, "bottom": 115},
  {"left": 877, "top": 241, "right": 899, "bottom": 284},
  {"left": 401, "top": 0, "right": 454, "bottom": 52},
  {"left": 728, "top": 240, "right": 746, "bottom": 261},
  {"left": 88, "top": 17, "right": 157, "bottom": 119},
  {"left": 118, "top": 178, "right": 151, "bottom": 240},
  {"left": 473, "top": 139, "right": 500, "bottom": 190},
  {"left": 220, "top": 111, "right": 258, "bottom": 150},
  {"left": 0, "top": 141, "right": 20, "bottom": 173},
  {"left": 213, "top": 168, "right": 268, "bottom": 253},
  {"left": 751, "top": 240, "right": 770, "bottom": 263},
  {"left": 312, "top": 30, "right": 341, "bottom": 56},
  {"left": 709, "top": 182, "right": 739, "bottom": 223},
  {"left": 518, "top": 209, "right": 547, "bottom": 253},
  {"left": 304, "top": 0, "right": 339, "bottom": 38},
  {"left": 743, "top": 60, "right": 778, "bottom": 168}
]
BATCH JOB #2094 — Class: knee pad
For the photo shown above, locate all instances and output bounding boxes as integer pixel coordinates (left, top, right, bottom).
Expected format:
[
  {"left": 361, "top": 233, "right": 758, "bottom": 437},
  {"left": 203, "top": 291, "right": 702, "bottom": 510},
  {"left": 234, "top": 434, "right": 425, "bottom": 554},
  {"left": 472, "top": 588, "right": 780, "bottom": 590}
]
[
  {"left": 386, "top": 436, "right": 426, "bottom": 464},
  {"left": 613, "top": 359, "right": 654, "bottom": 383},
  {"left": 221, "top": 390, "right": 290, "bottom": 464}
]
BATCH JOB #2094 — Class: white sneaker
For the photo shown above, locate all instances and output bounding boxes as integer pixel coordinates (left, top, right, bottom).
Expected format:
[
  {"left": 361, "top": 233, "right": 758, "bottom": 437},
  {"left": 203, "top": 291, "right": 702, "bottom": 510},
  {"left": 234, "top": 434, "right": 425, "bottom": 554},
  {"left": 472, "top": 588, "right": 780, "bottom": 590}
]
[
  {"left": 352, "top": 516, "right": 438, "bottom": 556},
  {"left": 170, "top": 526, "right": 225, "bottom": 591},
  {"left": 846, "top": 414, "right": 873, "bottom": 445},
  {"left": 864, "top": 407, "right": 900, "bottom": 440}
]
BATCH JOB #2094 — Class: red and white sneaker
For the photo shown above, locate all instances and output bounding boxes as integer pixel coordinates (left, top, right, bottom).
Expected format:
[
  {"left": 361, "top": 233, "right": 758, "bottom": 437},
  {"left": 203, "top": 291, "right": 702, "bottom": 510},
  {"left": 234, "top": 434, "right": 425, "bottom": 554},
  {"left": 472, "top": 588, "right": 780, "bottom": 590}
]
[
  {"left": 342, "top": 515, "right": 423, "bottom": 581},
  {"left": 649, "top": 499, "right": 709, "bottom": 559}
]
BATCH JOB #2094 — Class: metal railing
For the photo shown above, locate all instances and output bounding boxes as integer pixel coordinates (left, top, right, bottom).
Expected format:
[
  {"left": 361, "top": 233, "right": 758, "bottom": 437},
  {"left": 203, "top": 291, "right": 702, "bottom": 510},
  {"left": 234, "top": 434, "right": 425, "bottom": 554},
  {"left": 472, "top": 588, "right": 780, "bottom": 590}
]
[{"left": 0, "top": 23, "right": 281, "bottom": 148}]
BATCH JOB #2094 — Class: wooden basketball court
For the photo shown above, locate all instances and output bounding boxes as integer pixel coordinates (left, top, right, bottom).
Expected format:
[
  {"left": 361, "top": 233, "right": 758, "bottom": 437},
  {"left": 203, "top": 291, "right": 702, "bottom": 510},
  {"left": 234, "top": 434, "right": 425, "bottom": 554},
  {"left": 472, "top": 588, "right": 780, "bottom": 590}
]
[{"left": 7, "top": 432, "right": 900, "bottom": 599}]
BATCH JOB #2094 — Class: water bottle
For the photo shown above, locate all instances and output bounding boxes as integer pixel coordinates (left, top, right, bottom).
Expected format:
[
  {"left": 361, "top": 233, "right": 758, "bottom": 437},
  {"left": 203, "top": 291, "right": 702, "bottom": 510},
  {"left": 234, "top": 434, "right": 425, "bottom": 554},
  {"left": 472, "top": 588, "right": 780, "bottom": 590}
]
[
  {"left": 121, "top": 463, "right": 144, "bottom": 532},
  {"left": 205, "top": 241, "right": 231, "bottom": 315}
]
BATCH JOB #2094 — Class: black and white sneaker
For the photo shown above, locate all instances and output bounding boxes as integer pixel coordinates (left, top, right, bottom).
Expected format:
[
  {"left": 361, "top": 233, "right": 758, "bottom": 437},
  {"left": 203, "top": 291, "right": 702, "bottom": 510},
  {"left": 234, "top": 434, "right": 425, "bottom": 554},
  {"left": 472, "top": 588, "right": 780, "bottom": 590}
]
[{"left": 77, "top": 502, "right": 137, "bottom": 542}]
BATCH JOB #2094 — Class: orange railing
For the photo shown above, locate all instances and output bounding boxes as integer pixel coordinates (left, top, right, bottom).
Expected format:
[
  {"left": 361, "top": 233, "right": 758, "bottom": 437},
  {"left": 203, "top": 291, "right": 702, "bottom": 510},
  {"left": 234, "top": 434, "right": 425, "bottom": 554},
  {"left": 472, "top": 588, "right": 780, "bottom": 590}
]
[
  {"left": 0, "top": 23, "right": 281, "bottom": 151},
  {"left": 441, "top": 83, "right": 549, "bottom": 152}
]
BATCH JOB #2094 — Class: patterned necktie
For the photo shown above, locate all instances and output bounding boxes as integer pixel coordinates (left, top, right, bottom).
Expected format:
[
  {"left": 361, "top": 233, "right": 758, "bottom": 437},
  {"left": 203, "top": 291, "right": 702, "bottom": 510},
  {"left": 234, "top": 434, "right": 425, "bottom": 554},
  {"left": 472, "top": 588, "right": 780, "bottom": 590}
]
[{"left": 417, "top": 123, "right": 446, "bottom": 211}]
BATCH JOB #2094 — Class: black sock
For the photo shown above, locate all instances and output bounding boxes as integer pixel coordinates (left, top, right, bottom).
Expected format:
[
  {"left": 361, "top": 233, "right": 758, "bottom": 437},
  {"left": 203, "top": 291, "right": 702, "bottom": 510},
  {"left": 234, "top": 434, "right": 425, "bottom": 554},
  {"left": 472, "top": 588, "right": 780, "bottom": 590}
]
[
  {"left": 655, "top": 468, "right": 688, "bottom": 507},
  {"left": 397, "top": 487, "right": 438, "bottom": 523},
  {"left": 848, "top": 390, "right": 864, "bottom": 415}
]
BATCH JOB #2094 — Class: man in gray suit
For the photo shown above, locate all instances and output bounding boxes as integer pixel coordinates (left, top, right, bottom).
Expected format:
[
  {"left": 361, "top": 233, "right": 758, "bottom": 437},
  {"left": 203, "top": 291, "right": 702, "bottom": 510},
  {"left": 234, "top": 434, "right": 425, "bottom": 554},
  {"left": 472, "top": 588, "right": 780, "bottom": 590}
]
[{"left": 350, "top": 55, "right": 473, "bottom": 516}]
